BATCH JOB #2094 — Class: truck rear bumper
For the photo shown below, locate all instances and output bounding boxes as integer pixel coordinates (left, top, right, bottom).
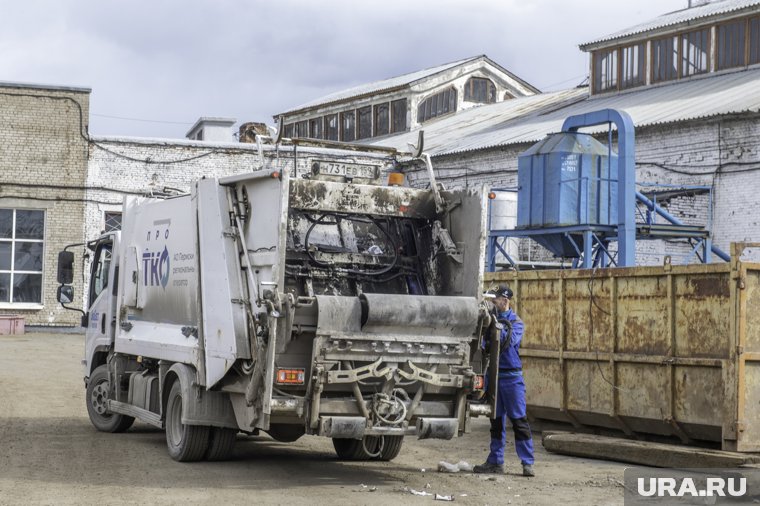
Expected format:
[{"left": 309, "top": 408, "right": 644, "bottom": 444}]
[{"left": 320, "top": 415, "right": 459, "bottom": 440}]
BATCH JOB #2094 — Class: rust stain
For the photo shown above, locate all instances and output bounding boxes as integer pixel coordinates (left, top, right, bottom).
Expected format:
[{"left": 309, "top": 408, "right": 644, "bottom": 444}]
[{"left": 687, "top": 277, "right": 729, "bottom": 298}]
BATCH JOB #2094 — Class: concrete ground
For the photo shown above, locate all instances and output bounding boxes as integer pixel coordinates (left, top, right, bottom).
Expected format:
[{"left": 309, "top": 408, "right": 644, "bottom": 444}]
[{"left": 0, "top": 333, "right": 627, "bottom": 505}]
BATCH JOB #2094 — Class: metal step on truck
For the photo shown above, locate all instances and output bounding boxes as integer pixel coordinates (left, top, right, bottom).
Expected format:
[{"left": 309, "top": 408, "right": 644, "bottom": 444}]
[{"left": 56, "top": 146, "right": 498, "bottom": 462}]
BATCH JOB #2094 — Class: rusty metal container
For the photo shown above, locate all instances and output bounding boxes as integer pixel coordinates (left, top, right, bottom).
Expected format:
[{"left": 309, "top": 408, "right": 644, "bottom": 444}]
[{"left": 484, "top": 243, "right": 760, "bottom": 452}]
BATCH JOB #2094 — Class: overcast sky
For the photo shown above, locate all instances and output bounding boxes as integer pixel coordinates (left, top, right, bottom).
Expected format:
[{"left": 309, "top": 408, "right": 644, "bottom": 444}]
[{"left": 0, "top": 0, "right": 688, "bottom": 139}]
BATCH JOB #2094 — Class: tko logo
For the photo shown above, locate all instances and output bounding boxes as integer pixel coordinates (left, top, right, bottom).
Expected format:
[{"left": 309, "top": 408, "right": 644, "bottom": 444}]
[
  {"left": 637, "top": 477, "right": 746, "bottom": 498},
  {"left": 142, "top": 246, "right": 170, "bottom": 289}
]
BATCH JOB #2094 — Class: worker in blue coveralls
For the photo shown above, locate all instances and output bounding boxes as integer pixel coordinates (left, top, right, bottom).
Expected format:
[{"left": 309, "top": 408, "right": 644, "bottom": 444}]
[{"left": 474, "top": 284, "right": 535, "bottom": 477}]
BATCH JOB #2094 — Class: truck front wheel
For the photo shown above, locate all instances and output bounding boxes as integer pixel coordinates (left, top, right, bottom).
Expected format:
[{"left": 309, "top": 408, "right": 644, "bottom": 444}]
[
  {"left": 86, "top": 365, "right": 134, "bottom": 433},
  {"left": 165, "top": 381, "right": 209, "bottom": 462}
]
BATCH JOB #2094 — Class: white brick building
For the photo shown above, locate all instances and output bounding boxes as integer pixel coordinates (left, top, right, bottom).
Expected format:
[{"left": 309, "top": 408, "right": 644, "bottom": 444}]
[
  {"left": 276, "top": 55, "right": 539, "bottom": 143},
  {"left": 356, "top": 1, "right": 760, "bottom": 268}
]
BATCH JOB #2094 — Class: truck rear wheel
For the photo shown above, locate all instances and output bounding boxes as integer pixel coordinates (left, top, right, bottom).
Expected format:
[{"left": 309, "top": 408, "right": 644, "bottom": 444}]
[
  {"left": 205, "top": 427, "right": 237, "bottom": 461},
  {"left": 86, "top": 365, "right": 134, "bottom": 433},
  {"left": 332, "top": 436, "right": 383, "bottom": 460},
  {"left": 165, "top": 381, "right": 209, "bottom": 462},
  {"left": 375, "top": 435, "right": 403, "bottom": 461}
]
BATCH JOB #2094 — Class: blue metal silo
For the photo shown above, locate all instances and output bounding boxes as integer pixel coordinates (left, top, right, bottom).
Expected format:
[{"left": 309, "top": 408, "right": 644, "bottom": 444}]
[{"left": 516, "top": 132, "right": 618, "bottom": 257}]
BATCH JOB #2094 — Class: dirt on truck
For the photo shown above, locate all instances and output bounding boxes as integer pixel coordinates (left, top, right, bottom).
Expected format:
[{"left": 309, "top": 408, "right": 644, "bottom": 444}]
[{"left": 56, "top": 145, "right": 500, "bottom": 462}]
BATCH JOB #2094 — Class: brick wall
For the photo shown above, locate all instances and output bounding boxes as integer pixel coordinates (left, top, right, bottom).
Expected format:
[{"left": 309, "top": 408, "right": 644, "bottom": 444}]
[
  {"left": 85, "top": 139, "right": 393, "bottom": 242},
  {"left": 404, "top": 112, "right": 760, "bottom": 267},
  {"left": 0, "top": 84, "right": 90, "bottom": 326}
]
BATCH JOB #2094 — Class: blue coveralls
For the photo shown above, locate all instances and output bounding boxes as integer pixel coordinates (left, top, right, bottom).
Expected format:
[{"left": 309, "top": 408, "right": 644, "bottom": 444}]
[{"left": 486, "top": 308, "right": 534, "bottom": 466}]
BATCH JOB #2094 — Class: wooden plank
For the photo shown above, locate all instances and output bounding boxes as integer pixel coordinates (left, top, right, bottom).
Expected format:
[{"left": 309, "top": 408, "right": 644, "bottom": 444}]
[{"left": 542, "top": 431, "right": 760, "bottom": 468}]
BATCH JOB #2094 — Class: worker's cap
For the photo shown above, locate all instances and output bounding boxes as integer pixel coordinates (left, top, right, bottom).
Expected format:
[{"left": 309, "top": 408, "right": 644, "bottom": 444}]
[{"left": 487, "top": 285, "right": 513, "bottom": 299}]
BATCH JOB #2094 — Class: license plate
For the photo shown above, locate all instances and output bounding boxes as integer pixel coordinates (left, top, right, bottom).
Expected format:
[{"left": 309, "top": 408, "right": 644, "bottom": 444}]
[{"left": 311, "top": 160, "right": 378, "bottom": 179}]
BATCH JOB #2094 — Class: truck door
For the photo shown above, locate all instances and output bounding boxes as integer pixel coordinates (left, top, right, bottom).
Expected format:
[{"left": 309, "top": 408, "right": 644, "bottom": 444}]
[{"left": 84, "top": 238, "right": 118, "bottom": 375}]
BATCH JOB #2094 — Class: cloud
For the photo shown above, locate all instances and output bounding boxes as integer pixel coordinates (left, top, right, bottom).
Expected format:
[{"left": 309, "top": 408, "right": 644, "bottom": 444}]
[{"left": 0, "top": 0, "right": 687, "bottom": 138}]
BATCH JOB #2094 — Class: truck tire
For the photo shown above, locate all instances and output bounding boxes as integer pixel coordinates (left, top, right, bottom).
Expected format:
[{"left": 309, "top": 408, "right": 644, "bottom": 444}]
[
  {"left": 165, "top": 381, "right": 210, "bottom": 462},
  {"left": 86, "top": 365, "right": 134, "bottom": 433},
  {"left": 205, "top": 427, "right": 237, "bottom": 461},
  {"left": 375, "top": 436, "right": 403, "bottom": 461},
  {"left": 332, "top": 436, "right": 382, "bottom": 461}
]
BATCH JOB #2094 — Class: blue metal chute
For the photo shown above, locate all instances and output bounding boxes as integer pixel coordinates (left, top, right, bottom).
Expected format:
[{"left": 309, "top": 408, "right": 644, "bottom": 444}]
[{"left": 487, "top": 108, "right": 726, "bottom": 271}]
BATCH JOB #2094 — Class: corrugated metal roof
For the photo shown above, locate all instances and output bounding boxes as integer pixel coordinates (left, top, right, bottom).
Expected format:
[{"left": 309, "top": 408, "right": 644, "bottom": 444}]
[
  {"left": 581, "top": 0, "right": 760, "bottom": 49},
  {"left": 368, "top": 88, "right": 587, "bottom": 155},
  {"left": 371, "top": 67, "right": 760, "bottom": 157},
  {"left": 279, "top": 55, "right": 486, "bottom": 115},
  {"left": 281, "top": 56, "right": 481, "bottom": 115}
]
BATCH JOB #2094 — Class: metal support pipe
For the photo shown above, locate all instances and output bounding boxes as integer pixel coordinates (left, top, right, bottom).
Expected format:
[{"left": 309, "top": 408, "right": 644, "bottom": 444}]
[
  {"left": 635, "top": 191, "right": 729, "bottom": 262},
  {"left": 421, "top": 153, "right": 445, "bottom": 214},
  {"left": 562, "top": 109, "right": 636, "bottom": 267}
]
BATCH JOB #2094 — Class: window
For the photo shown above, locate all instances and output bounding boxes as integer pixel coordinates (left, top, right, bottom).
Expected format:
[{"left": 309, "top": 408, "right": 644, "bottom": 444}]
[
  {"left": 283, "top": 123, "right": 294, "bottom": 138},
  {"left": 391, "top": 99, "right": 407, "bottom": 133},
  {"left": 357, "top": 106, "right": 372, "bottom": 140},
  {"left": 681, "top": 28, "right": 710, "bottom": 77},
  {"left": 417, "top": 87, "right": 457, "bottom": 123},
  {"left": 340, "top": 111, "right": 355, "bottom": 141},
  {"left": 621, "top": 43, "right": 646, "bottom": 89},
  {"left": 590, "top": 14, "right": 760, "bottom": 96},
  {"left": 374, "top": 103, "right": 389, "bottom": 136},
  {"left": 593, "top": 48, "right": 618, "bottom": 92},
  {"left": 104, "top": 212, "right": 122, "bottom": 232},
  {"left": 0, "top": 209, "right": 44, "bottom": 304},
  {"left": 88, "top": 243, "right": 111, "bottom": 308},
  {"left": 751, "top": 17, "right": 760, "bottom": 65},
  {"left": 295, "top": 120, "right": 308, "bottom": 138},
  {"left": 464, "top": 77, "right": 496, "bottom": 103},
  {"left": 309, "top": 118, "right": 323, "bottom": 139},
  {"left": 718, "top": 20, "right": 746, "bottom": 70},
  {"left": 325, "top": 114, "right": 339, "bottom": 141},
  {"left": 652, "top": 36, "right": 678, "bottom": 83}
]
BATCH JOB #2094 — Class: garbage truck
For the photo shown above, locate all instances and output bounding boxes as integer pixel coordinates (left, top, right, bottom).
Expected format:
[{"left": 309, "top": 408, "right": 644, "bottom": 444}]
[{"left": 56, "top": 151, "right": 496, "bottom": 462}]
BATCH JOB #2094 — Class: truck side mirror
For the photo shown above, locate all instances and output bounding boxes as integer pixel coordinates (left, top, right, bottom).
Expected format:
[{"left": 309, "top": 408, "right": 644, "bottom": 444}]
[
  {"left": 57, "top": 285, "right": 74, "bottom": 304},
  {"left": 57, "top": 251, "right": 75, "bottom": 284}
]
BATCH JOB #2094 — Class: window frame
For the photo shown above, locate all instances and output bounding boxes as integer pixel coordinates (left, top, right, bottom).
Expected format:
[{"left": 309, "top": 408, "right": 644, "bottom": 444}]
[
  {"left": 0, "top": 208, "right": 45, "bottom": 308},
  {"left": 309, "top": 117, "right": 323, "bottom": 139},
  {"left": 680, "top": 27, "right": 711, "bottom": 78},
  {"left": 592, "top": 47, "right": 619, "bottom": 93},
  {"left": 417, "top": 87, "right": 457, "bottom": 123},
  {"left": 373, "top": 103, "right": 389, "bottom": 137},
  {"left": 651, "top": 35, "right": 679, "bottom": 83},
  {"left": 464, "top": 77, "right": 497, "bottom": 103},
  {"left": 357, "top": 106, "right": 372, "bottom": 140},
  {"left": 295, "top": 120, "right": 308, "bottom": 138},
  {"left": 750, "top": 16, "right": 760, "bottom": 65},
  {"left": 620, "top": 43, "right": 647, "bottom": 90},
  {"left": 340, "top": 110, "right": 356, "bottom": 141},
  {"left": 391, "top": 99, "right": 407, "bottom": 133},
  {"left": 88, "top": 242, "right": 112, "bottom": 308},
  {"left": 717, "top": 18, "right": 747, "bottom": 70},
  {"left": 325, "top": 114, "right": 339, "bottom": 141},
  {"left": 104, "top": 211, "right": 122, "bottom": 233}
]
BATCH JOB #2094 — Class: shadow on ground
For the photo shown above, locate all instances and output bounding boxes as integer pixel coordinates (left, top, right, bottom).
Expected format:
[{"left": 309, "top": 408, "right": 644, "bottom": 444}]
[{"left": 0, "top": 416, "right": 411, "bottom": 491}]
